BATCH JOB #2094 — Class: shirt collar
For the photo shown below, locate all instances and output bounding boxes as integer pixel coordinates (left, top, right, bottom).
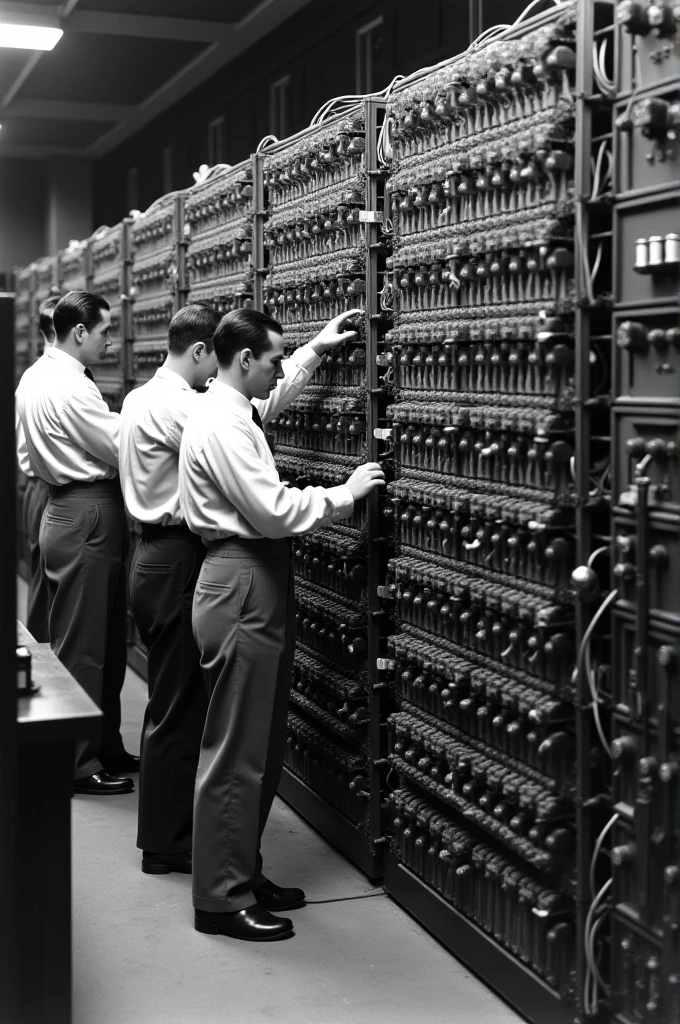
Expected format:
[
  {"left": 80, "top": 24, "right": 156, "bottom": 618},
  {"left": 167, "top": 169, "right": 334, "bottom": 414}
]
[
  {"left": 207, "top": 378, "right": 254, "bottom": 419},
  {"left": 46, "top": 346, "right": 86, "bottom": 375},
  {"left": 155, "top": 365, "right": 193, "bottom": 391}
]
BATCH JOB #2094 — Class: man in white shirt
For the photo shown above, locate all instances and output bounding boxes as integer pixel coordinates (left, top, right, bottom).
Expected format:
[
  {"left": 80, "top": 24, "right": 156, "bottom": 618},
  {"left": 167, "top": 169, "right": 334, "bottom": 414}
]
[
  {"left": 179, "top": 307, "right": 385, "bottom": 942},
  {"left": 15, "top": 290, "right": 135, "bottom": 796},
  {"left": 18, "top": 296, "right": 59, "bottom": 641},
  {"left": 120, "top": 304, "right": 221, "bottom": 875}
]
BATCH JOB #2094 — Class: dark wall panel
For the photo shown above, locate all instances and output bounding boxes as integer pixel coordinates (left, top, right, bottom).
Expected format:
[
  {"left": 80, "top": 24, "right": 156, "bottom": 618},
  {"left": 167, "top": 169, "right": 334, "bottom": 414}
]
[{"left": 93, "top": 0, "right": 472, "bottom": 225}]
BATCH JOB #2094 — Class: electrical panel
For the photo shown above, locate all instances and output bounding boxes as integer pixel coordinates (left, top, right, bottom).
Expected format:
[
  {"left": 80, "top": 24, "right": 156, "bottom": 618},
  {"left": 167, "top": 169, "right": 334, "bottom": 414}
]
[
  {"left": 257, "top": 103, "right": 389, "bottom": 877},
  {"left": 12, "top": 3, "right": 680, "bottom": 1019},
  {"left": 185, "top": 160, "right": 254, "bottom": 313},
  {"left": 610, "top": 5, "right": 680, "bottom": 1023},
  {"left": 380, "top": 5, "right": 583, "bottom": 1021},
  {"left": 13, "top": 265, "right": 32, "bottom": 384},
  {"left": 87, "top": 221, "right": 134, "bottom": 413},
  {"left": 30, "top": 255, "right": 59, "bottom": 363},
  {"left": 130, "top": 192, "right": 187, "bottom": 389}
]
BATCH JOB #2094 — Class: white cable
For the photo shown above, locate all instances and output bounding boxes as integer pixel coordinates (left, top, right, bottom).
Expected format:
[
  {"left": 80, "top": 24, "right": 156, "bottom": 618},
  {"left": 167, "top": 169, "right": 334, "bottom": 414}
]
[
  {"left": 587, "top": 546, "right": 608, "bottom": 569},
  {"left": 590, "top": 244, "right": 603, "bottom": 286},
  {"left": 257, "top": 135, "right": 278, "bottom": 152},
  {"left": 583, "top": 878, "right": 613, "bottom": 1014},
  {"left": 572, "top": 588, "right": 617, "bottom": 756},
  {"left": 513, "top": 0, "right": 561, "bottom": 23},
  {"left": 590, "top": 813, "right": 618, "bottom": 896}
]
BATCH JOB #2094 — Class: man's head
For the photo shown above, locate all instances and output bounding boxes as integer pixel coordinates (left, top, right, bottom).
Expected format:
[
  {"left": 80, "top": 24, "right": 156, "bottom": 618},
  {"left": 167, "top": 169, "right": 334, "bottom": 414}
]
[
  {"left": 52, "top": 290, "right": 111, "bottom": 366},
  {"left": 37, "top": 296, "right": 59, "bottom": 353},
  {"left": 167, "top": 303, "right": 221, "bottom": 387},
  {"left": 213, "top": 308, "right": 284, "bottom": 400}
]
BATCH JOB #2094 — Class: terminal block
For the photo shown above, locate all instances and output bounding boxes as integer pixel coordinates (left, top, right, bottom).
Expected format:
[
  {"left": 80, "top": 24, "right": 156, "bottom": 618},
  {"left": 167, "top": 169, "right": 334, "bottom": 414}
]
[{"left": 185, "top": 160, "right": 254, "bottom": 312}]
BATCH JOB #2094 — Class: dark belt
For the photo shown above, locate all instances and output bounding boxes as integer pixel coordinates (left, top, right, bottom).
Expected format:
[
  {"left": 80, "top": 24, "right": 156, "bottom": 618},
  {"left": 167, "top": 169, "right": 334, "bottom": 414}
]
[
  {"left": 141, "top": 523, "right": 199, "bottom": 541},
  {"left": 49, "top": 478, "right": 120, "bottom": 498}
]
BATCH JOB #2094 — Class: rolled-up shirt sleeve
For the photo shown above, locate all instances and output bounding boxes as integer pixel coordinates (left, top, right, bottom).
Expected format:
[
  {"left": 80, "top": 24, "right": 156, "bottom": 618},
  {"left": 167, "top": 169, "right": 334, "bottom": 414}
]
[
  {"left": 201, "top": 422, "right": 353, "bottom": 539},
  {"left": 254, "top": 343, "right": 323, "bottom": 425},
  {"left": 60, "top": 388, "right": 121, "bottom": 469}
]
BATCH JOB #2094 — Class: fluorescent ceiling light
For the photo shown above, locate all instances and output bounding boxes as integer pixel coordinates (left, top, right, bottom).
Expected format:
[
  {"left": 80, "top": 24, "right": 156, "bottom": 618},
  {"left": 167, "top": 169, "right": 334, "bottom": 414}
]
[{"left": 0, "top": 23, "right": 63, "bottom": 50}]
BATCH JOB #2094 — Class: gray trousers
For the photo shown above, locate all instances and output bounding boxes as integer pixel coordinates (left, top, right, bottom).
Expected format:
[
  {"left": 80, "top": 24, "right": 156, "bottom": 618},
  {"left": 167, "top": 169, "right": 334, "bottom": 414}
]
[
  {"left": 191, "top": 537, "right": 295, "bottom": 913},
  {"left": 23, "top": 475, "right": 51, "bottom": 643},
  {"left": 40, "top": 480, "right": 127, "bottom": 779}
]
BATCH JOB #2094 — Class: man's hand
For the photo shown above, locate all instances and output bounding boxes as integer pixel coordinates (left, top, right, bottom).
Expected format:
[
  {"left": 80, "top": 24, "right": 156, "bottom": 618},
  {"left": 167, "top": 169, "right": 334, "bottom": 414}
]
[
  {"left": 345, "top": 462, "right": 386, "bottom": 502},
  {"left": 310, "top": 309, "right": 363, "bottom": 356}
]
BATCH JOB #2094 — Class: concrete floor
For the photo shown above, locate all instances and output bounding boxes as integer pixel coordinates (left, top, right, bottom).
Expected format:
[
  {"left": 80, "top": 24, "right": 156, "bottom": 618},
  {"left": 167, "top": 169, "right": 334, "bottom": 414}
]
[{"left": 18, "top": 577, "right": 523, "bottom": 1024}]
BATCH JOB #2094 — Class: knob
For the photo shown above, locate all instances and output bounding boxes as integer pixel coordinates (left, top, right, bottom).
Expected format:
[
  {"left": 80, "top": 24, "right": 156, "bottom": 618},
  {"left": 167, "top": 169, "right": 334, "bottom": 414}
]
[
  {"left": 571, "top": 565, "right": 599, "bottom": 598},
  {"left": 612, "top": 843, "right": 637, "bottom": 866},
  {"left": 649, "top": 544, "right": 668, "bottom": 566},
  {"left": 617, "top": 321, "right": 649, "bottom": 353},
  {"left": 647, "top": 3, "right": 677, "bottom": 36},
  {"left": 612, "top": 735, "right": 638, "bottom": 759},
  {"left": 633, "top": 98, "right": 672, "bottom": 139},
  {"left": 658, "top": 645, "right": 677, "bottom": 668},
  {"left": 659, "top": 761, "right": 679, "bottom": 784},
  {"left": 616, "top": 1, "right": 651, "bottom": 34}
]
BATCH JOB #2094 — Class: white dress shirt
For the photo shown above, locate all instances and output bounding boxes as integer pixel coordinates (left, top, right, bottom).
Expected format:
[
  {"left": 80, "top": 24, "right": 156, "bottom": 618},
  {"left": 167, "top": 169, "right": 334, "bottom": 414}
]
[
  {"left": 121, "top": 343, "right": 326, "bottom": 527},
  {"left": 15, "top": 347, "right": 120, "bottom": 486},
  {"left": 179, "top": 350, "right": 354, "bottom": 542},
  {"left": 16, "top": 411, "right": 34, "bottom": 478}
]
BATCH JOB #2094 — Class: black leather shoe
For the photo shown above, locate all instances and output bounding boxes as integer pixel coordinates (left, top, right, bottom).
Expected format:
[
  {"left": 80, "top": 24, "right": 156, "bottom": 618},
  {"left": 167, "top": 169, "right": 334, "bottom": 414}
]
[
  {"left": 73, "top": 772, "right": 134, "bottom": 795},
  {"left": 195, "top": 904, "right": 293, "bottom": 941},
  {"left": 101, "top": 751, "right": 140, "bottom": 774},
  {"left": 142, "top": 851, "right": 192, "bottom": 875},
  {"left": 254, "top": 879, "right": 306, "bottom": 912}
]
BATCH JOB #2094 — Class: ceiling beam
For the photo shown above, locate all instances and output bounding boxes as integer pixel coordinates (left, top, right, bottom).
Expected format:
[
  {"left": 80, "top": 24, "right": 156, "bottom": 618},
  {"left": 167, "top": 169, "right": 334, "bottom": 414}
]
[
  {"left": 0, "top": 4, "right": 60, "bottom": 28},
  {"left": 87, "top": 0, "right": 316, "bottom": 159},
  {"left": 6, "top": 98, "right": 134, "bottom": 121},
  {"left": 0, "top": 0, "right": 81, "bottom": 108},
  {"left": 2, "top": 50, "right": 43, "bottom": 107},
  {"left": 67, "top": 10, "right": 239, "bottom": 42},
  {"left": 0, "top": 143, "right": 89, "bottom": 158}
]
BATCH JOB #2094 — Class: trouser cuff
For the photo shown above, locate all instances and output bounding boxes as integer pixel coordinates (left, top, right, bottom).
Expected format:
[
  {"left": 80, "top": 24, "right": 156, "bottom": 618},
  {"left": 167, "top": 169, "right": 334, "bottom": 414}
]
[
  {"left": 193, "top": 891, "right": 256, "bottom": 913},
  {"left": 74, "top": 758, "right": 103, "bottom": 781}
]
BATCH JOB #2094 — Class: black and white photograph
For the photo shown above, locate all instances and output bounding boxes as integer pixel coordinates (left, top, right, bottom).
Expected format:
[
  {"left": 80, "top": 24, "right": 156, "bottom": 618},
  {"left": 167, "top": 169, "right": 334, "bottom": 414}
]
[{"left": 1, "top": 1, "right": 679, "bottom": 1021}]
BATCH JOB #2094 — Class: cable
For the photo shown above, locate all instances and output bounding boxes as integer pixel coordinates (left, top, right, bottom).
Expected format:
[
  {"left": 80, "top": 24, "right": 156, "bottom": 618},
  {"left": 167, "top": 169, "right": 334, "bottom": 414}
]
[
  {"left": 583, "top": 878, "right": 613, "bottom": 1015},
  {"left": 257, "top": 135, "right": 278, "bottom": 152},
  {"left": 305, "top": 889, "right": 386, "bottom": 905},
  {"left": 592, "top": 39, "right": 616, "bottom": 98},
  {"left": 587, "top": 546, "right": 608, "bottom": 569},
  {"left": 590, "top": 813, "right": 618, "bottom": 897},
  {"left": 572, "top": 588, "right": 618, "bottom": 757},
  {"left": 513, "top": 0, "right": 562, "bottom": 23}
]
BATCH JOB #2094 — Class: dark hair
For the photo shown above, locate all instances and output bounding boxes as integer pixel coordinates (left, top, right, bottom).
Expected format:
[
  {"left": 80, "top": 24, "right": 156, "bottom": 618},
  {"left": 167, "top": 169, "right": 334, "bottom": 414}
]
[
  {"left": 213, "top": 308, "right": 283, "bottom": 367},
  {"left": 52, "top": 290, "right": 110, "bottom": 341},
  {"left": 38, "top": 296, "right": 59, "bottom": 341},
  {"left": 168, "top": 303, "right": 222, "bottom": 355}
]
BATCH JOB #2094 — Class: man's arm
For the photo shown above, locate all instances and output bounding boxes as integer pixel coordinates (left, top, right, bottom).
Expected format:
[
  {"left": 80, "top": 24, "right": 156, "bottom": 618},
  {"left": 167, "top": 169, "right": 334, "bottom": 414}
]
[
  {"left": 60, "top": 385, "right": 121, "bottom": 469},
  {"left": 254, "top": 309, "right": 362, "bottom": 425},
  {"left": 16, "top": 411, "right": 32, "bottom": 476},
  {"left": 202, "top": 423, "right": 354, "bottom": 538}
]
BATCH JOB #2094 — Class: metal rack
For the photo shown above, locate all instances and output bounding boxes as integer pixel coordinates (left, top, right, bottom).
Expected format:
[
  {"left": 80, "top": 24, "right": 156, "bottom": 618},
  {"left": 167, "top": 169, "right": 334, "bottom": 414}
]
[{"left": 252, "top": 99, "right": 392, "bottom": 879}]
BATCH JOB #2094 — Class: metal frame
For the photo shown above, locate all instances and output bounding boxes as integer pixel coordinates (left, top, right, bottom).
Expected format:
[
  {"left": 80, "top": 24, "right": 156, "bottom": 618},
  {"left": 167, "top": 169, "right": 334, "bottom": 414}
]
[
  {"left": 253, "top": 100, "right": 390, "bottom": 879},
  {"left": 384, "top": 856, "right": 575, "bottom": 1024},
  {"left": 573, "top": 2, "right": 615, "bottom": 1020}
]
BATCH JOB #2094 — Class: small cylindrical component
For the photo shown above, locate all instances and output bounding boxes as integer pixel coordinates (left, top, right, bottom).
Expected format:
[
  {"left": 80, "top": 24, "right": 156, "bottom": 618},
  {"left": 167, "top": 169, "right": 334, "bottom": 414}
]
[
  {"left": 635, "top": 237, "right": 649, "bottom": 269},
  {"left": 649, "top": 236, "right": 664, "bottom": 266},
  {"left": 664, "top": 233, "right": 680, "bottom": 265}
]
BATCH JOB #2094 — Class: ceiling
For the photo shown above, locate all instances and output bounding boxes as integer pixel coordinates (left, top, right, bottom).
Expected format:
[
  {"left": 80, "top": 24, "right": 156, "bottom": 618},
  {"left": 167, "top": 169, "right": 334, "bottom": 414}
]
[{"left": 0, "top": 0, "right": 315, "bottom": 159}]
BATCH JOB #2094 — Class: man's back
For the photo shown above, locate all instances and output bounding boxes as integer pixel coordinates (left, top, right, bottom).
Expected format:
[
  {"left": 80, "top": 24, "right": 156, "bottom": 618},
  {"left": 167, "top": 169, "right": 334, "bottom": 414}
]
[
  {"left": 16, "top": 346, "right": 119, "bottom": 486},
  {"left": 120, "top": 367, "right": 199, "bottom": 526}
]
